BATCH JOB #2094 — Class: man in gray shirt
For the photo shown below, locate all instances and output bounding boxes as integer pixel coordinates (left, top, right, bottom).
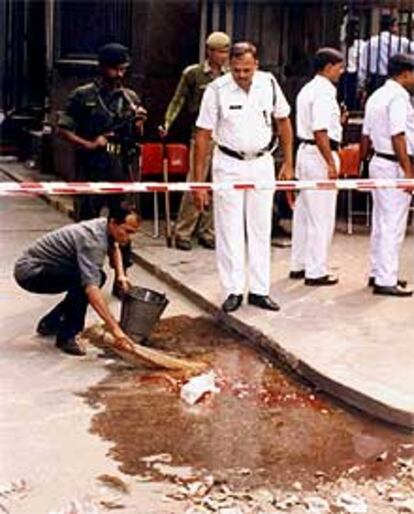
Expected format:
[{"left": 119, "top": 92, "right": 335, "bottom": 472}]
[{"left": 14, "top": 204, "right": 140, "bottom": 356}]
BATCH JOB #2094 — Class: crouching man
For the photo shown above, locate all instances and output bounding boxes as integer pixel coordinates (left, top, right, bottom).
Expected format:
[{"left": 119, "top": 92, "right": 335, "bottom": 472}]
[{"left": 14, "top": 204, "right": 140, "bottom": 356}]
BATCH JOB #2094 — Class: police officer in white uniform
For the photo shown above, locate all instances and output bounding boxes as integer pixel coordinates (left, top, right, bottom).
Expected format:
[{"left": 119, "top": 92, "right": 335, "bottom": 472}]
[
  {"left": 192, "top": 42, "right": 293, "bottom": 313},
  {"left": 290, "top": 48, "right": 344, "bottom": 286},
  {"left": 360, "top": 53, "right": 414, "bottom": 297}
]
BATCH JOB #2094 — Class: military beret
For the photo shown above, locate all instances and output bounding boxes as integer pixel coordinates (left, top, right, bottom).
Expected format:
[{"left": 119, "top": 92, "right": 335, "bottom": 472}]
[
  {"left": 206, "top": 32, "right": 231, "bottom": 50},
  {"left": 98, "top": 43, "right": 130, "bottom": 67}
]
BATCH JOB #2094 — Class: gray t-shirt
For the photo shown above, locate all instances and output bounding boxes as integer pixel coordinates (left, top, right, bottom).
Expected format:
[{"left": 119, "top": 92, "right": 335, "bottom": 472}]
[{"left": 15, "top": 218, "right": 109, "bottom": 287}]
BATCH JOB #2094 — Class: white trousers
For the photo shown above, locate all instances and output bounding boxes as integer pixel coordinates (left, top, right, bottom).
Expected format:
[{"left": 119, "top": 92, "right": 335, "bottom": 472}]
[
  {"left": 369, "top": 156, "right": 410, "bottom": 287},
  {"left": 212, "top": 150, "right": 274, "bottom": 297},
  {"left": 290, "top": 145, "right": 338, "bottom": 279}
]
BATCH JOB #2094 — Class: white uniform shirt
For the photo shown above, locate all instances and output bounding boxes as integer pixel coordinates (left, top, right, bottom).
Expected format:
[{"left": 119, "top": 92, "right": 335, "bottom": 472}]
[
  {"left": 362, "top": 79, "right": 414, "bottom": 155},
  {"left": 346, "top": 39, "right": 367, "bottom": 73},
  {"left": 196, "top": 70, "right": 290, "bottom": 154},
  {"left": 296, "top": 75, "right": 342, "bottom": 143},
  {"left": 358, "top": 32, "right": 410, "bottom": 85}
]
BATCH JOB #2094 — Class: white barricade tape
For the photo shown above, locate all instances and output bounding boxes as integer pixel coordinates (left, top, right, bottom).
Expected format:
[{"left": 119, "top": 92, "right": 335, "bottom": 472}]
[{"left": 0, "top": 179, "right": 414, "bottom": 196}]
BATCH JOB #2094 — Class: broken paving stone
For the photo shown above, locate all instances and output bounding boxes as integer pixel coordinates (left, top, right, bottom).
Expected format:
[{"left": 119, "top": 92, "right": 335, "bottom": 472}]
[
  {"left": 248, "top": 488, "right": 275, "bottom": 505},
  {"left": 394, "top": 499, "right": 414, "bottom": 513},
  {"left": 140, "top": 453, "right": 172, "bottom": 465},
  {"left": 397, "top": 458, "right": 413, "bottom": 470},
  {"left": 152, "top": 463, "right": 200, "bottom": 483},
  {"left": 335, "top": 493, "right": 368, "bottom": 513},
  {"left": 387, "top": 491, "right": 408, "bottom": 502},
  {"left": 275, "top": 494, "right": 300, "bottom": 510},
  {"left": 99, "top": 497, "right": 126, "bottom": 510},
  {"left": 217, "top": 507, "right": 244, "bottom": 514},
  {"left": 0, "top": 479, "right": 29, "bottom": 497},
  {"left": 303, "top": 496, "right": 330, "bottom": 513},
  {"left": 96, "top": 474, "right": 129, "bottom": 494}
]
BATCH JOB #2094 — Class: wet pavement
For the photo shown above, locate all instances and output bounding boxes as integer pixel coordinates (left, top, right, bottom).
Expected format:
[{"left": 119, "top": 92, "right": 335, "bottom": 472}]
[
  {"left": 2, "top": 166, "right": 414, "bottom": 513},
  {"left": 84, "top": 316, "right": 413, "bottom": 493}
]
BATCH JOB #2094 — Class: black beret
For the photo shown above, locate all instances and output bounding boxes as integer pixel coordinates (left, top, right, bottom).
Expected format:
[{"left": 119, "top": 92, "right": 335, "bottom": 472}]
[{"left": 98, "top": 43, "right": 130, "bottom": 67}]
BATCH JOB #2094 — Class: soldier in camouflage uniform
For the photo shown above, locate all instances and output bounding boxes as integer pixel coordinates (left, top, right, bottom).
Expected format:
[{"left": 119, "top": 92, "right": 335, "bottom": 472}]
[
  {"left": 58, "top": 43, "right": 146, "bottom": 296},
  {"left": 58, "top": 43, "right": 146, "bottom": 222},
  {"left": 160, "top": 32, "right": 230, "bottom": 251}
]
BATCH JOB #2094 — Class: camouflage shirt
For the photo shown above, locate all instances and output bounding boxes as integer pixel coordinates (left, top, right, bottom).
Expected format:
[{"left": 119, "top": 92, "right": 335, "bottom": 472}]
[
  {"left": 164, "top": 61, "right": 227, "bottom": 132},
  {"left": 58, "top": 80, "right": 141, "bottom": 141}
]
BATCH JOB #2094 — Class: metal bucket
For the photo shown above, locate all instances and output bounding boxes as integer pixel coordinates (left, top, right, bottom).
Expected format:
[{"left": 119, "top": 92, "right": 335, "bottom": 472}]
[{"left": 120, "top": 286, "right": 169, "bottom": 343}]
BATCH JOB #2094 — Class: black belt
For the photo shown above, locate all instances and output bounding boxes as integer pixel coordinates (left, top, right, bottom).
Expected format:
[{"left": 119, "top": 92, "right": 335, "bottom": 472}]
[
  {"left": 218, "top": 141, "right": 274, "bottom": 161},
  {"left": 299, "top": 138, "right": 340, "bottom": 151},
  {"left": 375, "top": 152, "right": 414, "bottom": 163}
]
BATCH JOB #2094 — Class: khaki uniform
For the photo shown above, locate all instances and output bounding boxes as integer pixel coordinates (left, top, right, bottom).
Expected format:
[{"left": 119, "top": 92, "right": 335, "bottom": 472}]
[{"left": 164, "top": 61, "right": 226, "bottom": 243}]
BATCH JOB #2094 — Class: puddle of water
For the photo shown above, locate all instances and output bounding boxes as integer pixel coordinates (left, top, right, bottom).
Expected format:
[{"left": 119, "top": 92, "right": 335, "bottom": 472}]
[{"left": 82, "top": 316, "right": 413, "bottom": 490}]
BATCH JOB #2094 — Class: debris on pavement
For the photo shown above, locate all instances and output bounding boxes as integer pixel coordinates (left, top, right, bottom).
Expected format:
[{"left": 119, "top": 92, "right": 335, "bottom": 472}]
[
  {"left": 335, "top": 492, "right": 368, "bottom": 513},
  {"left": 96, "top": 474, "right": 130, "bottom": 494},
  {"left": 180, "top": 370, "right": 220, "bottom": 405},
  {"left": 141, "top": 453, "right": 173, "bottom": 465},
  {"left": 0, "top": 479, "right": 29, "bottom": 498}
]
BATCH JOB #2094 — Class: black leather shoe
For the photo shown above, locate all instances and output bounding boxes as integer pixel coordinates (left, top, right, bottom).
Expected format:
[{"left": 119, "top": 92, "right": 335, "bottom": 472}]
[
  {"left": 37, "top": 314, "right": 64, "bottom": 336},
  {"left": 289, "top": 270, "right": 305, "bottom": 280},
  {"left": 305, "top": 274, "right": 339, "bottom": 286},
  {"left": 368, "top": 276, "right": 408, "bottom": 288},
  {"left": 175, "top": 239, "right": 192, "bottom": 251},
  {"left": 198, "top": 237, "right": 215, "bottom": 250},
  {"left": 222, "top": 294, "right": 243, "bottom": 313},
  {"left": 56, "top": 337, "right": 86, "bottom": 356},
  {"left": 37, "top": 319, "right": 59, "bottom": 337},
  {"left": 373, "top": 284, "right": 413, "bottom": 297},
  {"left": 248, "top": 293, "right": 280, "bottom": 311}
]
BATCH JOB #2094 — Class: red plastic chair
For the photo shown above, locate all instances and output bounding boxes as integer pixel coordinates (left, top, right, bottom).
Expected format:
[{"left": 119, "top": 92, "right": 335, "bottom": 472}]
[
  {"left": 165, "top": 143, "right": 189, "bottom": 177},
  {"left": 140, "top": 143, "right": 164, "bottom": 237},
  {"left": 338, "top": 143, "right": 369, "bottom": 234}
]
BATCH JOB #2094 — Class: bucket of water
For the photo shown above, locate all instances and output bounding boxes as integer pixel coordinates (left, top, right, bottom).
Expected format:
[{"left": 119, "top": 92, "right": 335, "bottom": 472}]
[{"left": 120, "top": 286, "right": 169, "bottom": 343}]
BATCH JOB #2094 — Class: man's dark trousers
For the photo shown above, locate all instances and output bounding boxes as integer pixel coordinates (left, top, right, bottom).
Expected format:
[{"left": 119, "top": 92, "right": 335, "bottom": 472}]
[{"left": 16, "top": 267, "right": 106, "bottom": 340}]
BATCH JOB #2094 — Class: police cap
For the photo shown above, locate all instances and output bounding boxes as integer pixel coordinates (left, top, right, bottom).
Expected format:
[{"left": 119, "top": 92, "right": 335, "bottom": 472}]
[
  {"left": 206, "top": 32, "right": 231, "bottom": 50},
  {"left": 98, "top": 43, "right": 130, "bottom": 67}
]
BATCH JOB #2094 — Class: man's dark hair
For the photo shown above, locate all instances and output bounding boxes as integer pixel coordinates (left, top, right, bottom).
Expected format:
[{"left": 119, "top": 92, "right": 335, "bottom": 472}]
[
  {"left": 380, "top": 14, "right": 396, "bottom": 32},
  {"left": 314, "top": 47, "right": 344, "bottom": 73},
  {"left": 108, "top": 201, "right": 140, "bottom": 224},
  {"left": 230, "top": 41, "right": 257, "bottom": 60},
  {"left": 388, "top": 53, "right": 414, "bottom": 77}
]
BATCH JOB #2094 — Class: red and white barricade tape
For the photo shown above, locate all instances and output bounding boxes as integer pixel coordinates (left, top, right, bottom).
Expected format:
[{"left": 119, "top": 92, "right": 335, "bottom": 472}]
[{"left": 1, "top": 179, "right": 414, "bottom": 196}]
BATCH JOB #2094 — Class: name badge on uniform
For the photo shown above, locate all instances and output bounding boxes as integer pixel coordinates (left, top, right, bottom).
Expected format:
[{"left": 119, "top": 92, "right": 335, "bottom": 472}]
[{"left": 229, "top": 105, "right": 242, "bottom": 110}]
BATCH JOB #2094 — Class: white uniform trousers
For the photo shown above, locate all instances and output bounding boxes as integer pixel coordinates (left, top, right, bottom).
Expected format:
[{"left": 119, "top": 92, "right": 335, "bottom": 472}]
[
  {"left": 212, "top": 150, "right": 274, "bottom": 296},
  {"left": 290, "top": 144, "right": 338, "bottom": 278},
  {"left": 369, "top": 156, "right": 411, "bottom": 287}
]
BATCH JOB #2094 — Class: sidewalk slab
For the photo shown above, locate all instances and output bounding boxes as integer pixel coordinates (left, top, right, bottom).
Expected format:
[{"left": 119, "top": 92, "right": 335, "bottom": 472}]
[{"left": 2, "top": 161, "right": 414, "bottom": 429}]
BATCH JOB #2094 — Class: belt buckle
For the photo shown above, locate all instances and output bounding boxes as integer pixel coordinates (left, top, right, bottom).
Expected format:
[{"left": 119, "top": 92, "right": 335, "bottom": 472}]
[{"left": 242, "top": 151, "right": 257, "bottom": 160}]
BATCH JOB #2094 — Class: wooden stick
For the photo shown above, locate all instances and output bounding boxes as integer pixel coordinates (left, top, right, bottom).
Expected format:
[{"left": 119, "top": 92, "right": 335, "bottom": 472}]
[{"left": 81, "top": 324, "right": 206, "bottom": 373}]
